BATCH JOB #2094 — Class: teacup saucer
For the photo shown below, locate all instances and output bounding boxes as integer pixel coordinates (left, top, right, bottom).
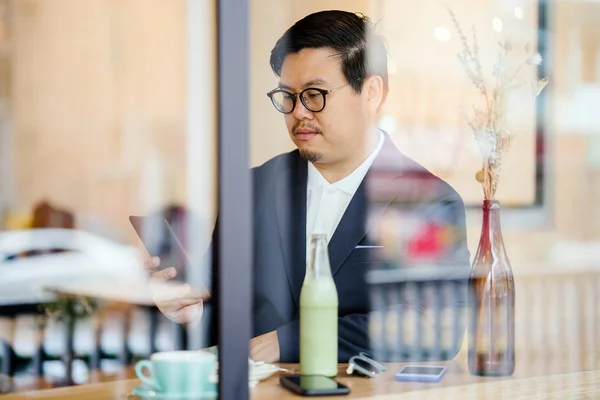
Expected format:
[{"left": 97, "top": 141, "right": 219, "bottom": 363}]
[{"left": 132, "top": 385, "right": 218, "bottom": 399}]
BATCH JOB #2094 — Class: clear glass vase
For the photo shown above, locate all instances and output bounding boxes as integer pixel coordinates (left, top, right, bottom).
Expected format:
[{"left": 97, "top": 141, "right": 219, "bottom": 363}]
[{"left": 468, "top": 200, "right": 515, "bottom": 376}]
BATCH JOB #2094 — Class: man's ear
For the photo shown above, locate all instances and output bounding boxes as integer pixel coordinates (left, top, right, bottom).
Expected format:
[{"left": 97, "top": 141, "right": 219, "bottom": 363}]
[{"left": 364, "top": 75, "right": 385, "bottom": 114}]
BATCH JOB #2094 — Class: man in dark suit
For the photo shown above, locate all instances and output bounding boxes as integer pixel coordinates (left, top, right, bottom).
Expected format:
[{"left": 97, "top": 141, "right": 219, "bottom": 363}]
[{"left": 148, "top": 10, "right": 469, "bottom": 363}]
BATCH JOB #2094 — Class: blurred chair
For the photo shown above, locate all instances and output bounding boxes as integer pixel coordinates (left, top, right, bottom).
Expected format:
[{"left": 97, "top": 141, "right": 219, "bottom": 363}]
[
  {"left": 0, "top": 201, "right": 163, "bottom": 384},
  {"left": 30, "top": 201, "right": 75, "bottom": 230},
  {"left": 0, "top": 199, "right": 75, "bottom": 378},
  {"left": 4, "top": 201, "right": 75, "bottom": 261}
]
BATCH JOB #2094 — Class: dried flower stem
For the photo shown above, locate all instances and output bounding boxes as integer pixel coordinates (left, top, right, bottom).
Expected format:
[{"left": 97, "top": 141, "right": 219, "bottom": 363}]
[{"left": 448, "top": 8, "right": 547, "bottom": 200}]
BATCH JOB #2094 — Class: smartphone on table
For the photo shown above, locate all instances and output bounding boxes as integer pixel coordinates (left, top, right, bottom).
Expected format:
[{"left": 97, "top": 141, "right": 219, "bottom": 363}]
[
  {"left": 394, "top": 365, "right": 446, "bottom": 382},
  {"left": 280, "top": 375, "right": 350, "bottom": 396}
]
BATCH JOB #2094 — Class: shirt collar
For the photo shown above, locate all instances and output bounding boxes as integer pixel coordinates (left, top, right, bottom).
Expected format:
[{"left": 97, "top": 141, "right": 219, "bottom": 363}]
[
  {"left": 307, "top": 161, "right": 327, "bottom": 191},
  {"left": 307, "top": 130, "right": 385, "bottom": 195}
]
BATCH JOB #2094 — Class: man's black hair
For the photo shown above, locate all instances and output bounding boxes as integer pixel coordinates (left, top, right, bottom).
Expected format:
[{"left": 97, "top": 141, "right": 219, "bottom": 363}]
[{"left": 270, "top": 10, "right": 389, "bottom": 98}]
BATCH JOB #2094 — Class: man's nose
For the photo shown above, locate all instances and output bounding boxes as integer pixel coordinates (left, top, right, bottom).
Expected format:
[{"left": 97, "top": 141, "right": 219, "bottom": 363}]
[{"left": 292, "top": 99, "right": 314, "bottom": 120}]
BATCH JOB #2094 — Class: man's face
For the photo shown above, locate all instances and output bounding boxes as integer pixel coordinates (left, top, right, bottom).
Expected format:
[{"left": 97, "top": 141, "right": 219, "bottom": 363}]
[{"left": 278, "top": 48, "right": 371, "bottom": 165}]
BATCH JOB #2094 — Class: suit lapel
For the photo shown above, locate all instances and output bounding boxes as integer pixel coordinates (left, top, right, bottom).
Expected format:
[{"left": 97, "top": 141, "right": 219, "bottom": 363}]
[
  {"left": 328, "top": 134, "right": 402, "bottom": 276},
  {"left": 328, "top": 180, "right": 367, "bottom": 276},
  {"left": 275, "top": 152, "right": 307, "bottom": 307}
]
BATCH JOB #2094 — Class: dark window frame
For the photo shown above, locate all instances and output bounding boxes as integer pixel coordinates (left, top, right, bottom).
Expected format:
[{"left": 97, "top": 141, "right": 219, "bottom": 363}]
[{"left": 217, "top": 0, "right": 252, "bottom": 399}]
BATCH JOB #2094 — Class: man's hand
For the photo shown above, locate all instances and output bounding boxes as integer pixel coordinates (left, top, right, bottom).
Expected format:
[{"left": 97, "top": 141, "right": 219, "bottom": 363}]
[
  {"left": 145, "top": 256, "right": 204, "bottom": 324},
  {"left": 250, "top": 330, "right": 280, "bottom": 363}
]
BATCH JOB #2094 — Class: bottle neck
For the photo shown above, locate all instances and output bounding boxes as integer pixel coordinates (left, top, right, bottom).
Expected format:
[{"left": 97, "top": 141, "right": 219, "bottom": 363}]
[
  {"left": 306, "top": 234, "right": 333, "bottom": 280},
  {"left": 482, "top": 198, "right": 502, "bottom": 231},
  {"left": 479, "top": 200, "right": 506, "bottom": 253}
]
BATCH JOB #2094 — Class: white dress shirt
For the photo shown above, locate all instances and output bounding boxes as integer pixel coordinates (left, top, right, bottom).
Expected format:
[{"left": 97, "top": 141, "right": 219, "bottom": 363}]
[{"left": 306, "top": 131, "right": 384, "bottom": 262}]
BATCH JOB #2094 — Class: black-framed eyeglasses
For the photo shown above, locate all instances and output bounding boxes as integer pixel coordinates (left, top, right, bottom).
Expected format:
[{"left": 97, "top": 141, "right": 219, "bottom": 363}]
[
  {"left": 266, "top": 79, "right": 358, "bottom": 114},
  {"left": 346, "top": 352, "right": 388, "bottom": 378}
]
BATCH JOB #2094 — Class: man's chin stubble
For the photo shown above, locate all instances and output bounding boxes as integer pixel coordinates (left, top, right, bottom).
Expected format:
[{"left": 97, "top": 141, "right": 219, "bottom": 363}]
[{"left": 299, "top": 149, "right": 323, "bottom": 163}]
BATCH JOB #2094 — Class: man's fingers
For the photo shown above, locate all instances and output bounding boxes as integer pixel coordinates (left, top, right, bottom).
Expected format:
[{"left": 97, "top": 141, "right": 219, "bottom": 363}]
[
  {"left": 177, "top": 298, "right": 204, "bottom": 310},
  {"left": 152, "top": 284, "right": 204, "bottom": 308},
  {"left": 159, "top": 298, "right": 203, "bottom": 313},
  {"left": 168, "top": 302, "right": 204, "bottom": 323},
  {"left": 151, "top": 281, "right": 190, "bottom": 303},
  {"left": 173, "top": 283, "right": 192, "bottom": 297},
  {"left": 158, "top": 299, "right": 204, "bottom": 322},
  {"left": 150, "top": 277, "right": 206, "bottom": 303},
  {"left": 144, "top": 256, "right": 205, "bottom": 325},
  {"left": 144, "top": 256, "right": 162, "bottom": 272},
  {"left": 149, "top": 267, "right": 176, "bottom": 284}
]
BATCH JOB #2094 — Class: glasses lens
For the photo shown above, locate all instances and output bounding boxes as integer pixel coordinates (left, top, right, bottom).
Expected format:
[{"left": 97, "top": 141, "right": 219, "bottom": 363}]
[
  {"left": 301, "top": 89, "right": 325, "bottom": 112},
  {"left": 270, "top": 90, "right": 294, "bottom": 113},
  {"left": 353, "top": 358, "right": 380, "bottom": 376}
]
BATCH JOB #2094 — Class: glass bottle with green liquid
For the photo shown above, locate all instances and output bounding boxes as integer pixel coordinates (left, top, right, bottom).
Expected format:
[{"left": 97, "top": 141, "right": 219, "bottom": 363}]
[{"left": 300, "top": 234, "right": 339, "bottom": 377}]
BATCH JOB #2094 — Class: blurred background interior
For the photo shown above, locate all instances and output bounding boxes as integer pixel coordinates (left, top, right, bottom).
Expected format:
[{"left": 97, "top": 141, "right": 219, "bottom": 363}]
[{"left": 0, "top": 0, "right": 598, "bottom": 393}]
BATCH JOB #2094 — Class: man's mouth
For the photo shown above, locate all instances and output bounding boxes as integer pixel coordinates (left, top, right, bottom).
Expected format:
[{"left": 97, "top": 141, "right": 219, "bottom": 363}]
[{"left": 294, "top": 128, "right": 320, "bottom": 141}]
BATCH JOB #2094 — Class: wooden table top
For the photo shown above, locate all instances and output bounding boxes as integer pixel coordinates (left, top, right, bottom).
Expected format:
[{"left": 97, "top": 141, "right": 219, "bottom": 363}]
[{"left": 4, "top": 349, "right": 599, "bottom": 399}]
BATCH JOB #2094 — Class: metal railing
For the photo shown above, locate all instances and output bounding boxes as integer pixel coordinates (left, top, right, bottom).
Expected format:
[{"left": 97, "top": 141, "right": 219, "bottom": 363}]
[
  {"left": 367, "top": 266, "right": 600, "bottom": 371},
  {"left": 368, "top": 266, "right": 468, "bottom": 362}
]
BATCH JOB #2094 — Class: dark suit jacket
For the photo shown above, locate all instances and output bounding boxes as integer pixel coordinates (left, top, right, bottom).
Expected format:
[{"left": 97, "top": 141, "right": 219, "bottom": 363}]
[{"left": 207, "top": 133, "right": 470, "bottom": 362}]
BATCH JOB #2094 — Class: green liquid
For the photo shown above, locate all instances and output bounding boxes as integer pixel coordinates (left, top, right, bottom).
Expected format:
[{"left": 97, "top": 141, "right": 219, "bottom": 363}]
[{"left": 299, "top": 280, "right": 338, "bottom": 377}]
